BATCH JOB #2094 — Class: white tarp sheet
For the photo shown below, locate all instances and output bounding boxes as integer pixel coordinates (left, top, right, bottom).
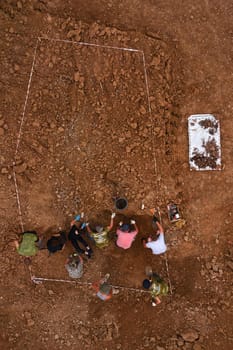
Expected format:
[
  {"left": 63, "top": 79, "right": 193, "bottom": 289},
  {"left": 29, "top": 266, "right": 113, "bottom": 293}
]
[{"left": 188, "top": 114, "right": 221, "bottom": 171}]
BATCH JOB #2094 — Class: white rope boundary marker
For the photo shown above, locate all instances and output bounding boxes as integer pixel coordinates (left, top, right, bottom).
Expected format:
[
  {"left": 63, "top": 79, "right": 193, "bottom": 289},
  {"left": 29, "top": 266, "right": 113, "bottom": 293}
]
[
  {"left": 13, "top": 37, "right": 40, "bottom": 232},
  {"left": 13, "top": 36, "right": 171, "bottom": 297},
  {"left": 157, "top": 207, "right": 173, "bottom": 295},
  {"left": 32, "top": 276, "right": 151, "bottom": 294}
]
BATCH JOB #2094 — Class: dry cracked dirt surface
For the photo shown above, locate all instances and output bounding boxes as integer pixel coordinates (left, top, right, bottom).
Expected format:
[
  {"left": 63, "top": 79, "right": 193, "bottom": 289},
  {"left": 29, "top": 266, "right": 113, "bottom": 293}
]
[{"left": 0, "top": 1, "right": 233, "bottom": 350}]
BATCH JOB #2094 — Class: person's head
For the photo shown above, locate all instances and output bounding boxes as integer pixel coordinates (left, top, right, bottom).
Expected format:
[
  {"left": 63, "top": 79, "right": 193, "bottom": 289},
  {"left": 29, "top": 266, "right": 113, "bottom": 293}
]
[
  {"left": 143, "top": 279, "right": 152, "bottom": 289},
  {"left": 71, "top": 219, "right": 82, "bottom": 229},
  {"left": 148, "top": 233, "right": 159, "bottom": 242},
  {"left": 68, "top": 253, "right": 81, "bottom": 267},
  {"left": 75, "top": 221, "right": 82, "bottom": 229},
  {"left": 96, "top": 225, "right": 104, "bottom": 233},
  {"left": 119, "top": 223, "right": 130, "bottom": 232}
]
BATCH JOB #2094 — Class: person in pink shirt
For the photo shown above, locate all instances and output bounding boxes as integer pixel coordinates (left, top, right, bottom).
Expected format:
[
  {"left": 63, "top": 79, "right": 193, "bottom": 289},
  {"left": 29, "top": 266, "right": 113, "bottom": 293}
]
[{"left": 116, "top": 220, "right": 139, "bottom": 249}]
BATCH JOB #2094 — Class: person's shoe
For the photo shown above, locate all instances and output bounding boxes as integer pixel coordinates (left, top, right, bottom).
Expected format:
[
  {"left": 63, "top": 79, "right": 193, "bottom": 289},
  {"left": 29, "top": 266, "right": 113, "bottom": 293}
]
[{"left": 85, "top": 250, "right": 92, "bottom": 259}]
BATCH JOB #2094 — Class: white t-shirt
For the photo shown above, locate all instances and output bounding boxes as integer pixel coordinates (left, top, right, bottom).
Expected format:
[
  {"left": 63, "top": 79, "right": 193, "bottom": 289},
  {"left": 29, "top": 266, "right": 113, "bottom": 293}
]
[{"left": 146, "top": 233, "right": 167, "bottom": 255}]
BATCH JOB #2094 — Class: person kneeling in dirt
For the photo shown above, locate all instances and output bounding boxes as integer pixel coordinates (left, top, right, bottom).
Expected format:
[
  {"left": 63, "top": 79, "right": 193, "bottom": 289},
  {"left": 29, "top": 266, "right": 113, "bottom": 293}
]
[
  {"left": 142, "top": 216, "right": 167, "bottom": 255},
  {"left": 47, "top": 231, "right": 66, "bottom": 255},
  {"left": 92, "top": 273, "right": 113, "bottom": 301},
  {"left": 143, "top": 271, "right": 168, "bottom": 307},
  {"left": 68, "top": 217, "right": 93, "bottom": 258},
  {"left": 65, "top": 252, "right": 83, "bottom": 279},
  {"left": 116, "top": 220, "right": 139, "bottom": 249},
  {"left": 86, "top": 213, "right": 115, "bottom": 249},
  {"left": 14, "top": 230, "right": 42, "bottom": 259}
]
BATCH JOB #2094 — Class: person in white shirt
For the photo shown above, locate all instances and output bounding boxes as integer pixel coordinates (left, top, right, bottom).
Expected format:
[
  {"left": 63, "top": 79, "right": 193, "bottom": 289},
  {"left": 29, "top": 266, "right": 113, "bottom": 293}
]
[{"left": 142, "top": 217, "right": 167, "bottom": 255}]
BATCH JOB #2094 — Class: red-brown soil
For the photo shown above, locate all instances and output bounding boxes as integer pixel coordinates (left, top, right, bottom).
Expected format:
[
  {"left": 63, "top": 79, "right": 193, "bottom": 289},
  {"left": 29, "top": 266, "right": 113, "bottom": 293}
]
[{"left": 0, "top": 1, "right": 232, "bottom": 350}]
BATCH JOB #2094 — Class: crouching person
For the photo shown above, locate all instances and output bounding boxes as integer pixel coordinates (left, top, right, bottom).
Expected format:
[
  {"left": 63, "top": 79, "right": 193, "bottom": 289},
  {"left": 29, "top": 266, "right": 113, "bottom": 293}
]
[
  {"left": 92, "top": 273, "right": 112, "bottom": 301},
  {"left": 65, "top": 252, "right": 83, "bottom": 279},
  {"left": 86, "top": 213, "right": 115, "bottom": 249},
  {"left": 47, "top": 231, "right": 66, "bottom": 255},
  {"left": 142, "top": 216, "right": 167, "bottom": 255},
  {"left": 14, "top": 230, "right": 40, "bottom": 258},
  {"left": 143, "top": 272, "right": 168, "bottom": 307},
  {"left": 69, "top": 219, "right": 93, "bottom": 258},
  {"left": 116, "top": 219, "right": 139, "bottom": 249}
]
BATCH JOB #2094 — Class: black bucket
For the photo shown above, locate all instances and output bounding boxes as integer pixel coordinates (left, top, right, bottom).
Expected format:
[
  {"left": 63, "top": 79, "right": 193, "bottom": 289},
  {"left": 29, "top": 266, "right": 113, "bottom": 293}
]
[{"left": 115, "top": 197, "right": 128, "bottom": 210}]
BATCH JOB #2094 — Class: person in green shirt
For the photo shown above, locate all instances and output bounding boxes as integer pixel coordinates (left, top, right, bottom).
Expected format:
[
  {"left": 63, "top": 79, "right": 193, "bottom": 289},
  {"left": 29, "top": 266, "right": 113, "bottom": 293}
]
[
  {"left": 143, "top": 271, "right": 168, "bottom": 307},
  {"left": 86, "top": 213, "right": 115, "bottom": 248},
  {"left": 14, "top": 231, "right": 39, "bottom": 257}
]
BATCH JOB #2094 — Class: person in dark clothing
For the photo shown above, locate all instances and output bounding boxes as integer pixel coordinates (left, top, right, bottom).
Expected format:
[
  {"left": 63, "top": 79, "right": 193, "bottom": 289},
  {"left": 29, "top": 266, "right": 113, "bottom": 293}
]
[
  {"left": 68, "top": 220, "right": 93, "bottom": 258},
  {"left": 47, "top": 231, "right": 67, "bottom": 254}
]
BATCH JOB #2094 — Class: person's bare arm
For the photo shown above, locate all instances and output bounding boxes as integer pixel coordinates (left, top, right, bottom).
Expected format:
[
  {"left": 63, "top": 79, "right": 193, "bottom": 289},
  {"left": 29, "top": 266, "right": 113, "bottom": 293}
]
[
  {"left": 14, "top": 240, "right": 19, "bottom": 249},
  {"left": 155, "top": 220, "right": 164, "bottom": 233},
  {"left": 86, "top": 223, "right": 92, "bottom": 234},
  {"left": 108, "top": 213, "right": 115, "bottom": 230},
  {"left": 130, "top": 220, "right": 139, "bottom": 234},
  {"left": 70, "top": 220, "right": 76, "bottom": 227}
]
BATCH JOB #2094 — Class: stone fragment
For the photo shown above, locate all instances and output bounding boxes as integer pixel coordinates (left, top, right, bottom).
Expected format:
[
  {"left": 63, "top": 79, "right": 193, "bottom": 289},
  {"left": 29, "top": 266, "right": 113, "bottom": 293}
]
[
  {"left": 1, "top": 168, "right": 8, "bottom": 174},
  {"left": 80, "top": 326, "right": 89, "bottom": 336},
  {"left": 14, "top": 162, "right": 27, "bottom": 174},
  {"left": 118, "top": 137, "right": 125, "bottom": 143},
  {"left": 177, "top": 339, "right": 184, "bottom": 346},
  {"left": 67, "top": 29, "right": 81, "bottom": 41},
  {"left": 50, "top": 122, "right": 56, "bottom": 129},
  {"left": 154, "top": 126, "right": 161, "bottom": 133},
  {"left": 193, "top": 344, "right": 202, "bottom": 350},
  {"left": 129, "top": 121, "right": 138, "bottom": 129},
  {"left": 0, "top": 119, "right": 4, "bottom": 126},
  {"left": 139, "top": 105, "right": 147, "bottom": 115},
  {"left": 0, "top": 128, "right": 5, "bottom": 136},
  {"left": 27, "top": 319, "right": 35, "bottom": 327},
  {"left": 226, "top": 261, "right": 233, "bottom": 271},
  {"left": 180, "top": 329, "right": 199, "bottom": 342},
  {"left": 14, "top": 64, "right": 20, "bottom": 71},
  {"left": 17, "top": 1, "right": 23, "bottom": 9},
  {"left": 24, "top": 312, "right": 32, "bottom": 320},
  {"left": 74, "top": 71, "right": 81, "bottom": 82}
]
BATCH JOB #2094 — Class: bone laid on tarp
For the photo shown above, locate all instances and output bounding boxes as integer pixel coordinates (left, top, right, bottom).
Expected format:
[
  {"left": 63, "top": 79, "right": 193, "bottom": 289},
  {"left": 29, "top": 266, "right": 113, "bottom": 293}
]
[{"left": 188, "top": 114, "right": 221, "bottom": 171}]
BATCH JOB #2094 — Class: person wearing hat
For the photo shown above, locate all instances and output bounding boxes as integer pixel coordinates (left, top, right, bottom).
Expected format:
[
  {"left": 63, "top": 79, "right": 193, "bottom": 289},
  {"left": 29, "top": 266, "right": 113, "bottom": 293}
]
[
  {"left": 116, "top": 220, "right": 139, "bottom": 249},
  {"left": 65, "top": 252, "right": 83, "bottom": 279},
  {"left": 68, "top": 215, "right": 93, "bottom": 258},
  {"left": 142, "top": 216, "right": 167, "bottom": 255},
  {"left": 86, "top": 213, "right": 115, "bottom": 249},
  {"left": 143, "top": 272, "right": 168, "bottom": 306}
]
